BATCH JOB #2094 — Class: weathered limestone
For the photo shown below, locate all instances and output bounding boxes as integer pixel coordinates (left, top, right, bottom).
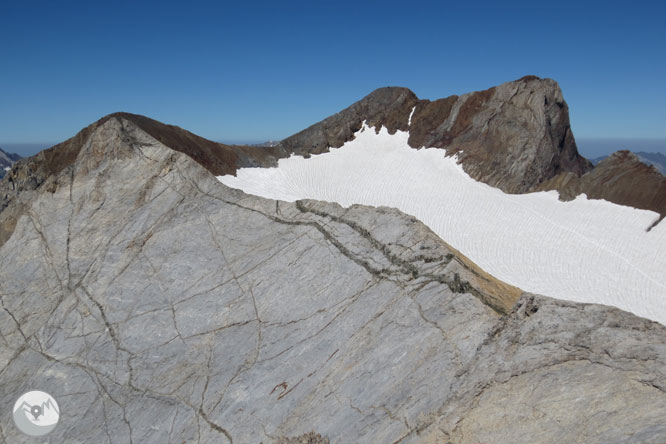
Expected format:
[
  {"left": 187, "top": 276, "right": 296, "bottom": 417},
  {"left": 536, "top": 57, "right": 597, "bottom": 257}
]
[{"left": 0, "top": 116, "right": 664, "bottom": 443}]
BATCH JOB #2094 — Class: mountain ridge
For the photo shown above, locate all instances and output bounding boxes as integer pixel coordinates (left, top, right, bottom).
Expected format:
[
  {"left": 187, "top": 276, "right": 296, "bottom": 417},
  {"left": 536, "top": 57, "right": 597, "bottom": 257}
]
[
  {"left": 1, "top": 114, "right": 665, "bottom": 442},
  {"left": 535, "top": 150, "right": 666, "bottom": 227},
  {"left": 592, "top": 151, "right": 666, "bottom": 175},
  {"left": 273, "top": 76, "right": 591, "bottom": 194},
  {"left": 3, "top": 76, "right": 665, "bottom": 229}
]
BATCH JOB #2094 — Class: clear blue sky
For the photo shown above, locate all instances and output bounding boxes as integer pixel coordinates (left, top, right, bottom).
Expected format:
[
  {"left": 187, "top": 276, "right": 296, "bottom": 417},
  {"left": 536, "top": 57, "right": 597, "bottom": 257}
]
[{"left": 1, "top": 0, "right": 665, "bottom": 158}]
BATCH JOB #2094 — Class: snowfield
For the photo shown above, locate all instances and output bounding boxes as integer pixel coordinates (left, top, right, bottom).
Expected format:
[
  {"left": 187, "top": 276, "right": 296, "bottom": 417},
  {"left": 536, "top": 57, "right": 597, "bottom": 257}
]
[{"left": 218, "top": 124, "right": 666, "bottom": 325}]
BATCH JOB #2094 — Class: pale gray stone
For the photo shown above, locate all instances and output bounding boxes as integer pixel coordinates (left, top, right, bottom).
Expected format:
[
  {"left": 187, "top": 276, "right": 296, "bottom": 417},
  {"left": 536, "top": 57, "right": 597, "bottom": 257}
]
[{"left": 0, "top": 117, "right": 664, "bottom": 443}]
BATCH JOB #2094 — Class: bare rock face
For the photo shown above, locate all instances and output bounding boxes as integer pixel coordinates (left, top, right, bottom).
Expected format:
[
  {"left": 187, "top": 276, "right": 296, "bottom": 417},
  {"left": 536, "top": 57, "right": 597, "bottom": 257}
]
[
  {"left": 408, "top": 76, "right": 592, "bottom": 193},
  {"left": 0, "top": 116, "right": 665, "bottom": 443},
  {"left": 274, "top": 87, "right": 419, "bottom": 159},
  {"left": 0, "top": 113, "right": 273, "bottom": 199},
  {"left": 268, "top": 76, "right": 665, "bottom": 223},
  {"left": 536, "top": 150, "right": 666, "bottom": 226},
  {"left": 0, "top": 113, "right": 277, "bottom": 247},
  {"left": 274, "top": 76, "right": 592, "bottom": 194}
]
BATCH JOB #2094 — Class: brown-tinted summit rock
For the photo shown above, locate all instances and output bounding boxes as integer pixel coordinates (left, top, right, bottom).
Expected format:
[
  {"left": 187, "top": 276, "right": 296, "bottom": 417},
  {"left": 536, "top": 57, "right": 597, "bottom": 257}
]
[
  {"left": 536, "top": 150, "right": 666, "bottom": 226},
  {"left": 273, "top": 86, "right": 419, "bottom": 159},
  {"left": 408, "top": 77, "right": 592, "bottom": 192},
  {"left": 107, "top": 113, "right": 278, "bottom": 175},
  {"left": 271, "top": 76, "right": 664, "bottom": 223},
  {"left": 0, "top": 113, "right": 277, "bottom": 247},
  {"left": 0, "top": 112, "right": 282, "bottom": 244},
  {"left": 0, "top": 112, "right": 275, "bottom": 200},
  {"left": 274, "top": 76, "right": 592, "bottom": 194}
]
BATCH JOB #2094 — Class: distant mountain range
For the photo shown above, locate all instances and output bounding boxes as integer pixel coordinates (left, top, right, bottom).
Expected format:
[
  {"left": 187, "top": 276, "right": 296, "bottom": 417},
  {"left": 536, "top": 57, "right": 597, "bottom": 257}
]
[
  {"left": 0, "top": 147, "right": 21, "bottom": 179},
  {"left": 592, "top": 151, "right": 666, "bottom": 175}
]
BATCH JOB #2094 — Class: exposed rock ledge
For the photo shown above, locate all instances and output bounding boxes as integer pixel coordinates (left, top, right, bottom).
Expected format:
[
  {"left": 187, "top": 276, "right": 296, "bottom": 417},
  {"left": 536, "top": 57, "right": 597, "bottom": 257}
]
[
  {"left": 0, "top": 116, "right": 664, "bottom": 443},
  {"left": 535, "top": 150, "right": 666, "bottom": 228}
]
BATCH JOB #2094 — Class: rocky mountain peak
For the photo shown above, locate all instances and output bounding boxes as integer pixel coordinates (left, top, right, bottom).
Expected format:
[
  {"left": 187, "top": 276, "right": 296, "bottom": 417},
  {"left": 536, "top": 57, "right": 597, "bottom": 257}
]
[
  {"left": 262, "top": 77, "right": 665, "bottom": 224},
  {"left": 274, "top": 76, "right": 591, "bottom": 194},
  {"left": 535, "top": 148, "right": 666, "bottom": 226},
  {"left": 0, "top": 112, "right": 279, "bottom": 202},
  {"left": 593, "top": 151, "right": 666, "bottom": 175},
  {"left": 603, "top": 149, "right": 640, "bottom": 162},
  {"left": 1, "top": 76, "right": 588, "bottom": 202},
  {"left": 1, "top": 102, "right": 666, "bottom": 442},
  {"left": 273, "top": 86, "right": 419, "bottom": 160},
  {"left": 361, "top": 86, "right": 418, "bottom": 105}
]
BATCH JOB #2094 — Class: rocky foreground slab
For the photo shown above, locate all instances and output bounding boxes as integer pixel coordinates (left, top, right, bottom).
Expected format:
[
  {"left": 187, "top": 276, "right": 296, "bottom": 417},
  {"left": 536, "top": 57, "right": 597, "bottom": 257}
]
[{"left": 0, "top": 116, "right": 665, "bottom": 443}]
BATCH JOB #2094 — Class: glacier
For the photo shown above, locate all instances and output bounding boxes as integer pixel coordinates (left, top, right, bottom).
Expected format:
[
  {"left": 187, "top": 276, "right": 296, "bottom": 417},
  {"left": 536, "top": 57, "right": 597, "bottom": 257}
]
[{"left": 218, "top": 124, "right": 666, "bottom": 325}]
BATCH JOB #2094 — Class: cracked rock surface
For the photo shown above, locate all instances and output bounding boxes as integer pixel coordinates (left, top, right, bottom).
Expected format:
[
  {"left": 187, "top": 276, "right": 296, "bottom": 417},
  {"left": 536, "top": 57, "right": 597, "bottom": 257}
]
[{"left": 0, "top": 117, "right": 665, "bottom": 443}]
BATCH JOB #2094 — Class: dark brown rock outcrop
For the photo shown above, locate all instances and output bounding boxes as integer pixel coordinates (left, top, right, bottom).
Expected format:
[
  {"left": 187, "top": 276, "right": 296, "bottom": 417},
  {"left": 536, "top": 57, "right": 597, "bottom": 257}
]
[
  {"left": 272, "top": 76, "right": 592, "bottom": 194},
  {"left": 270, "top": 76, "right": 664, "bottom": 222},
  {"left": 535, "top": 150, "right": 666, "bottom": 226},
  {"left": 273, "top": 87, "right": 419, "bottom": 159}
]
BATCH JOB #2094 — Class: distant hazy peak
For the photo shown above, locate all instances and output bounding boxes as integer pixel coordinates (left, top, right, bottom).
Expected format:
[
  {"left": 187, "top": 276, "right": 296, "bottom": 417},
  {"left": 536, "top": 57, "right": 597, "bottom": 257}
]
[
  {"left": 0, "top": 146, "right": 21, "bottom": 161},
  {"left": 0, "top": 147, "right": 21, "bottom": 179}
]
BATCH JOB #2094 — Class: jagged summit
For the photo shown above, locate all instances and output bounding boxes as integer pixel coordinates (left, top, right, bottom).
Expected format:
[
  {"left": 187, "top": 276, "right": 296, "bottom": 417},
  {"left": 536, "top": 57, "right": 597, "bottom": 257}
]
[
  {"left": 276, "top": 76, "right": 591, "bottom": 194},
  {"left": 3, "top": 77, "right": 663, "bottom": 223},
  {"left": 598, "top": 150, "right": 660, "bottom": 170},
  {"left": 270, "top": 76, "right": 664, "bottom": 221},
  {"left": 594, "top": 151, "right": 666, "bottom": 175}
]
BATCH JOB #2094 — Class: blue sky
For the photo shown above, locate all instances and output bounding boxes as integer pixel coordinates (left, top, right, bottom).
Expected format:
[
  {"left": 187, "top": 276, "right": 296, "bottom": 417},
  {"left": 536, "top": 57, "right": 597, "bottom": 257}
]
[{"left": 1, "top": 0, "right": 665, "bottom": 158}]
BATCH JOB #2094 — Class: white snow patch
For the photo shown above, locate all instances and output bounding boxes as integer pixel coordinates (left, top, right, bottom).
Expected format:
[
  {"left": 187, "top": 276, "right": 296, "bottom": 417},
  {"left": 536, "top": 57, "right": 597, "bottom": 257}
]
[
  {"left": 3, "top": 167, "right": 10, "bottom": 171},
  {"left": 219, "top": 124, "right": 666, "bottom": 325},
  {"left": 408, "top": 106, "right": 416, "bottom": 127}
]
